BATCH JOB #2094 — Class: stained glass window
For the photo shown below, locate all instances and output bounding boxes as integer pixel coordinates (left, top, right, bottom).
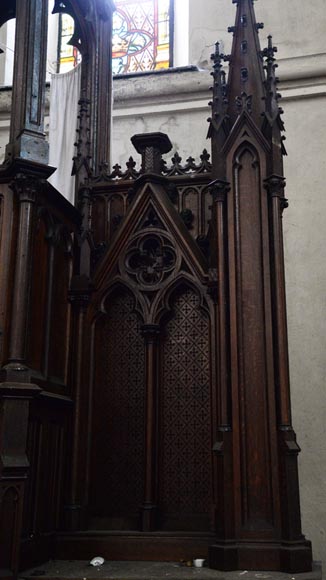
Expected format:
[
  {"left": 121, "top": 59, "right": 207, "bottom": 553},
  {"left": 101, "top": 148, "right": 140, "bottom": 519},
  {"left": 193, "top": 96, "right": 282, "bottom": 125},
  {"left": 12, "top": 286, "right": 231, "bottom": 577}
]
[
  {"left": 112, "top": 0, "right": 172, "bottom": 74},
  {"left": 58, "top": 13, "right": 81, "bottom": 73},
  {"left": 57, "top": 1, "right": 172, "bottom": 75}
]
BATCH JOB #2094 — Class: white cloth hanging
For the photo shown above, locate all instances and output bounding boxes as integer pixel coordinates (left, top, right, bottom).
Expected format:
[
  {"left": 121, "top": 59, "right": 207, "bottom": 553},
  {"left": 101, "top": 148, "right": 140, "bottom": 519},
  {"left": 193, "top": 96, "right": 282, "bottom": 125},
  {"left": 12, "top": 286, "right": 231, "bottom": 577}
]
[{"left": 48, "top": 64, "right": 81, "bottom": 204}]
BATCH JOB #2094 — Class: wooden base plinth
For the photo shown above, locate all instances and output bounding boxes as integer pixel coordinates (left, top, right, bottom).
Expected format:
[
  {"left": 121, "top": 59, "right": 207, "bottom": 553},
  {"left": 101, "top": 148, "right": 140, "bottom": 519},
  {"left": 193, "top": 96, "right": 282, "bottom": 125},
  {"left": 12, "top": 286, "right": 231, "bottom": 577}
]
[
  {"left": 63, "top": 505, "right": 88, "bottom": 532},
  {"left": 54, "top": 532, "right": 213, "bottom": 562},
  {"left": 0, "top": 569, "right": 16, "bottom": 580},
  {"left": 209, "top": 540, "right": 313, "bottom": 573},
  {"left": 140, "top": 504, "right": 159, "bottom": 532},
  {"left": 20, "top": 533, "right": 54, "bottom": 573},
  {"left": 280, "top": 541, "right": 313, "bottom": 574}
]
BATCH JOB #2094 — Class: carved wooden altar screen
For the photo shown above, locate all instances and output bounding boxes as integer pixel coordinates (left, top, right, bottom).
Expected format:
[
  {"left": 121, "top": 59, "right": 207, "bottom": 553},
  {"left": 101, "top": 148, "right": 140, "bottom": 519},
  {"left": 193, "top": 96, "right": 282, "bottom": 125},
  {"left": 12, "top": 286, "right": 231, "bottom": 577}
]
[
  {"left": 0, "top": 0, "right": 313, "bottom": 577},
  {"left": 86, "top": 135, "right": 216, "bottom": 538}
]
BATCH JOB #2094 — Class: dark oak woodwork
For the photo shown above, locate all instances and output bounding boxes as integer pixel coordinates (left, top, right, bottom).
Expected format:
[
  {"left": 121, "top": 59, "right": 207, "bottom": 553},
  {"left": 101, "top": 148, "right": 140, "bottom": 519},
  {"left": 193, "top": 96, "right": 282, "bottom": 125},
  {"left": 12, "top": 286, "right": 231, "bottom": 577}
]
[
  {"left": 0, "top": 163, "right": 79, "bottom": 577},
  {"left": 84, "top": 137, "right": 213, "bottom": 541},
  {"left": 159, "top": 288, "right": 212, "bottom": 533},
  {"left": 90, "top": 289, "right": 146, "bottom": 531},
  {"left": 207, "top": 0, "right": 312, "bottom": 572},
  {"left": 0, "top": 0, "right": 313, "bottom": 576}
]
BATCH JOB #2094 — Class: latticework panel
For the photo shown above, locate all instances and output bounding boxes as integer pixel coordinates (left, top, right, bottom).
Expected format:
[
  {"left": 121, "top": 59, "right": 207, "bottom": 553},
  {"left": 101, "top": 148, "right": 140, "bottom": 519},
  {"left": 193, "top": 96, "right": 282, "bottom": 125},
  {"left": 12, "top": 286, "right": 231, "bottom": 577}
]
[
  {"left": 160, "top": 287, "right": 212, "bottom": 530},
  {"left": 91, "top": 290, "right": 145, "bottom": 527}
]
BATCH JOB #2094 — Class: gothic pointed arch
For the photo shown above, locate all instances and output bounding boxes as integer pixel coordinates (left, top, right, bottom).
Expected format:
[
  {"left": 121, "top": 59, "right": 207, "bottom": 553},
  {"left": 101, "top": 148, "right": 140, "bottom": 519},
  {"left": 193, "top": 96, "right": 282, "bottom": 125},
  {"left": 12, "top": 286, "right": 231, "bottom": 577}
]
[
  {"left": 90, "top": 283, "right": 146, "bottom": 530},
  {"left": 81, "top": 133, "right": 218, "bottom": 537},
  {"left": 158, "top": 281, "right": 213, "bottom": 531}
]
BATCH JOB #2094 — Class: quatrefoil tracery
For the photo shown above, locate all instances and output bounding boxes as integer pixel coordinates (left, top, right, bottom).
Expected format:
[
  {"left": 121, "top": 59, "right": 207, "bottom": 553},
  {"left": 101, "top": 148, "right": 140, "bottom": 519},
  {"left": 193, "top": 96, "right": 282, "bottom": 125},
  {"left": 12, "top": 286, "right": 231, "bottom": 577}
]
[{"left": 125, "top": 234, "right": 176, "bottom": 287}]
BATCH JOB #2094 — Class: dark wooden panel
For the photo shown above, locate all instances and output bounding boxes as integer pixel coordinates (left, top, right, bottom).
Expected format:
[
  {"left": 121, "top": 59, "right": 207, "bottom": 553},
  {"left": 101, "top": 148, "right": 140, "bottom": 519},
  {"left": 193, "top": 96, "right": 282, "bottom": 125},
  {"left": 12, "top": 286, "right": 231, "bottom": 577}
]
[
  {"left": 22, "top": 397, "right": 70, "bottom": 543},
  {"left": 233, "top": 146, "right": 273, "bottom": 530},
  {"left": 92, "top": 195, "right": 108, "bottom": 246},
  {"left": 0, "top": 486, "right": 18, "bottom": 569},
  {"left": 108, "top": 194, "right": 125, "bottom": 240},
  {"left": 54, "top": 531, "right": 214, "bottom": 561},
  {"left": 89, "top": 289, "right": 145, "bottom": 529},
  {"left": 47, "top": 247, "right": 72, "bottom": 384},
  {"left": 27, "top": 217, "right": 49, "bottom": 373},
  {"left": 181, "top": 187, "right": 200, "bottom": 238},
  {"left": 160, "top": 287, "right": 212, "bottom": 531}
]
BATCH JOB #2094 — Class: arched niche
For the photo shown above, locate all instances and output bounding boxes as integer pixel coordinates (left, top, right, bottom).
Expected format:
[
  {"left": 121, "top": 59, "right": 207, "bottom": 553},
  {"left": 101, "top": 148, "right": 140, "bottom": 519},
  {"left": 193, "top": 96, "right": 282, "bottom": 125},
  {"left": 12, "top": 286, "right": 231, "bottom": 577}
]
[
  {"left": 158, "top": 282, "right": 213, "bottom": 531},
  {"left": 89, "top": 285, "right": 146, "bottom": 530}
]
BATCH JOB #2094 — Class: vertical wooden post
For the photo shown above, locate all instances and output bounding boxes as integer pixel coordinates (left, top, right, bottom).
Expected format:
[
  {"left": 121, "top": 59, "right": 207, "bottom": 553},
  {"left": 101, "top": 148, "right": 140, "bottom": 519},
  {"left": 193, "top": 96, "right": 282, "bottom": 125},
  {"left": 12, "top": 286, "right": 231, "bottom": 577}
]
[
  {"left": 210, "top": 181, "right": 230, "bottom": 431},
  {"left": 0, "top": 171, "right": 50, "bottom": 579},
  {"left": 140, "top": 324, "right": 160, "bottom": 531},
  {"left": 208, "top": 0, "right": 312, "bottom": 572},
  {"left": 265, "top": 175, "right": 311, "bottom": 570},
  {"left": 209, "top": 180, "right": 237, "bottom": 568},
  {"left": 6, "top": 0, "right": 49, "bottom": 164},
  {"left": 6, "top": 176, "right": 37, "bottom": 370},
  {"left": 265, "top": 176, "right": 291, "bottom": 428},
  {"left": 93, "top": 14, "right": 113, "bottom": 174},
  {"left": 64, "top": 276, "right": 93, "bottom": 531},
  {"left": 0, "top": 1, "right": 52, "bottom": 573},
  {"left": 0, "top": 384, "right": 41, "bottom": 579}
]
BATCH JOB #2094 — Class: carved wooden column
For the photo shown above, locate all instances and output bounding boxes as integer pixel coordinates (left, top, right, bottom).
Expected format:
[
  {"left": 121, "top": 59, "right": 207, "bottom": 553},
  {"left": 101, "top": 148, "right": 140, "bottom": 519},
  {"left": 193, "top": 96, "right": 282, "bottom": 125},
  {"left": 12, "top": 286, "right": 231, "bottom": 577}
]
[
  {"left": 265, "top": 175, "right": 291, "bottom": 429},
  {"left": 6, "top": 0, "right": 49, "bottom": 164},
  {"left": 53, "top": 0, "right": 115, "bottom": 182},
  {"left": 64, "top": 275, "right": 93, "bottom": 531},
  {"left": 265, "top": 175, "right": 308, "bottom": 568},
  {"left": 208, "top": 0, "right": 312, "bottom": 572},
  {"left": 0, "top": 383, "right": 40, "bottom": 579},
  {"left": 210, "top": 181, "right": 230, "bottom": 433},
  {"left": 209, "top": 180, "right": 235, "bottom": 562},
  {"left": 130, "top": 133, "right": 172, "bottom": 531},
  {"left": 92, "top": 6, "right": 114, "bottom": 174},
  {"left": 76, "top": 184, "right": 92, "bottom": 279},
  {"left": 140, "top": 324, "right": 160, "bottom": 531},
  {"left": 0, "top": 173, "right": 46, "bottom": 579},
  {"left": 6, "top": 176, "right": 38, "bottom": 371},
  {"left": 0, "top": 3, "right": 52, "bottom": 573}
]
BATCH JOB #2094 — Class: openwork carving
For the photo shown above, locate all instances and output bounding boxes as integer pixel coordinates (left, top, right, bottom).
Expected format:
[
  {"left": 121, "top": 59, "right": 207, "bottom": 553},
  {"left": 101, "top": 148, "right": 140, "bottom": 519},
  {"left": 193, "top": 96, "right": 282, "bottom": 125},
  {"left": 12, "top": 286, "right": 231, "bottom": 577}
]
[
  {"left": 125, "top": 234, "right": 176, "bottom": 287},
  {"left": 160, "top": 287, "right": 212, "bottom": 529},
  {"left": 94, "top": 149, "right": 212, "bottom": 183},
  {"left": 91, "top": 290, "right": 145, "bottom": 522},
  {"left": 162, "top": 149, "right": 212, "bottom": 177}
]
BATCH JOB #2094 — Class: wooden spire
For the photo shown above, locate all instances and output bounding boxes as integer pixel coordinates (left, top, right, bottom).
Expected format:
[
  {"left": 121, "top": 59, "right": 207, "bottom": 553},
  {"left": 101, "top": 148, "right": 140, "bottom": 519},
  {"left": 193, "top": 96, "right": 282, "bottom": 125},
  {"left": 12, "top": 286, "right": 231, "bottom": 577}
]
[
  {"left": 227, "top": 0, "right": 266, "bottom": 126},
  {"left": 208, "top": 0, "right": 313, "bottom": 572}
]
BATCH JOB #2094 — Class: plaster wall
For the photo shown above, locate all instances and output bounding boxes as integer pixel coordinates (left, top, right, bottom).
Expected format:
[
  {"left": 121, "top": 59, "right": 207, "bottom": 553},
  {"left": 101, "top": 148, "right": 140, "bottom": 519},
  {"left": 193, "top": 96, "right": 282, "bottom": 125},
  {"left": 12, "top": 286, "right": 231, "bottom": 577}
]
[
  {"left": 0, "top": 0, "right": 325, "bottom": 570},
  {"left": 0, "top": 19, "right": 15, "bottom": 87},
  {"left": 282, "top": 96, "right": 326, "bottom": 569},
  {"left": 188, "top": 0, "right": 326, "bottom": 68}
]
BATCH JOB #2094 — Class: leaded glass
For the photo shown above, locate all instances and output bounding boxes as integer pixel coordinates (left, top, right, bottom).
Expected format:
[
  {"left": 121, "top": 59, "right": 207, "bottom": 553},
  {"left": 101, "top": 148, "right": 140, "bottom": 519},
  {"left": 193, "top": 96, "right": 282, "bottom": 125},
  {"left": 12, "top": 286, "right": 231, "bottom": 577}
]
[
  {"left": 58, "top": 13, "right": 80, "bottom": 73},
  {"left": 112, "top": 0, "right": 172, "bottom": 74}
]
